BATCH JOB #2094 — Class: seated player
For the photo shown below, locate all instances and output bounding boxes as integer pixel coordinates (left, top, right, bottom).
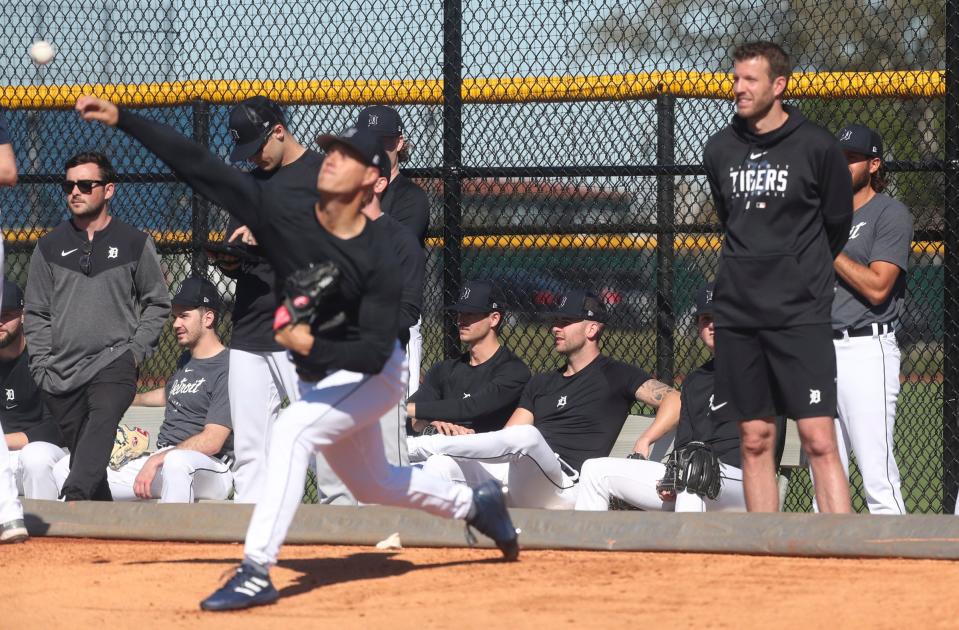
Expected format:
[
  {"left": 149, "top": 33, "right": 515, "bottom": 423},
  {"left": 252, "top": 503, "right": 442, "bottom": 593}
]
[
  {"left": 52, "top": 277, "right": 234, "bottom": 502},
  {"left": 576, "top": 285, "right": 787, "bottom": 512},
  {"left": 407, "top": 279, "right": 531, "bottom": 436},
  {"left": 408, "top": 290, "right": 681, "bottom": 509},
  {"left": 0, "top": 279, "right": 67, "bottom": 499}
]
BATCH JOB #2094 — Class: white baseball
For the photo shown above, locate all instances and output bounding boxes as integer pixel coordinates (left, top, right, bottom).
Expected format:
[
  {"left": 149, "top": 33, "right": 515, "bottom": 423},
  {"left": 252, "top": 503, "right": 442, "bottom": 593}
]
[{"left": 28, "top": 40, "right": 55, "bottom": 65}]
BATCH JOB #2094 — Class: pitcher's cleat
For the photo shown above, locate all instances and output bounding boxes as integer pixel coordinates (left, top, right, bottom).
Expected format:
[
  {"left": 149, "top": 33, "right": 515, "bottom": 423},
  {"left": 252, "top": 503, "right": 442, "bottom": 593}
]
[
  {"left": 466, "top": 479, "right": 520, "bottom": 561},
  {"left": 0, "top": 518, "right": 28, "bottom": 544},
  {"left": 200, "top": 563, "right": 279, "bottom": 611}
]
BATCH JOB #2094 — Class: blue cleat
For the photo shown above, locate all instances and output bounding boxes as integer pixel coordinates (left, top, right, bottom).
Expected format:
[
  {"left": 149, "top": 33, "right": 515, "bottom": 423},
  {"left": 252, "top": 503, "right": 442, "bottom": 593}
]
[
  {"left": 200, "top": 563, "right": 279, "bottom": 611},
  {"left": 466, "top": 480, "right": 520, "bottom": 561}
]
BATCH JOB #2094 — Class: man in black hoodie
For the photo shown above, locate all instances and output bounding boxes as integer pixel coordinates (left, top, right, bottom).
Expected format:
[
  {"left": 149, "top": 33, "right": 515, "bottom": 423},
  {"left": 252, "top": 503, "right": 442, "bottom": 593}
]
[{"left": 703, "top": 41, "right": 853, "bottom": 513}]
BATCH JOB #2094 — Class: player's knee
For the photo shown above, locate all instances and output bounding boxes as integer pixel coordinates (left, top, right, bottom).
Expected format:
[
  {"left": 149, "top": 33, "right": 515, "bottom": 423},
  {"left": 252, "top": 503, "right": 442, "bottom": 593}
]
[
  {"left": 800, "top": 430, "right": 839, "bottom": 460},
  {"left": 740, "top": 429, "right": 774, "bottom": 459},
  {"left": 161, "top": 450, "right": 193, "bottom": 475},
  {"left": 19, "top": 442, "right": 63, "bottom": 473},
  {"left": 502, "top": 424, "right": 541, "bottom": 450}
]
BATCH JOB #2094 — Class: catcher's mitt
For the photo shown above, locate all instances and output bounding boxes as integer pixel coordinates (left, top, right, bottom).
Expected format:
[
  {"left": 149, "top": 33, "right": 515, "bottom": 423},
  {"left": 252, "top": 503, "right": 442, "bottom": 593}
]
[
  {"left": 656, "top": 441, "right": 722, "bottom": 500},
  {"left": 110, "top": 424, "right": 150, "bottom": 471},
  {"left": 273, "top": 261, "right": 342, "bottom": 331}
]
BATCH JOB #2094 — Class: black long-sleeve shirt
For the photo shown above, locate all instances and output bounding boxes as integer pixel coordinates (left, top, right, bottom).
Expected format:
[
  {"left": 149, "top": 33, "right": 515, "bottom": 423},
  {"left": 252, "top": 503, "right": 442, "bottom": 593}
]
[
  {"left": 376, "top": 214, "right": 424, "bottom": 340},
  {"left": 381, "top": 174, "right": 429, "bottom": 247},
  {"left": 117, "top": 110, "right": 402, "bottom": 378},
  {"left": 409, "top": 345, "right": 531, "bottom": 433},
  {"left": 704, "top": 105, "right": 853, "bottom": 328},
  {"left": 218, "top": 216, "right": 282, "bottom": 353}
]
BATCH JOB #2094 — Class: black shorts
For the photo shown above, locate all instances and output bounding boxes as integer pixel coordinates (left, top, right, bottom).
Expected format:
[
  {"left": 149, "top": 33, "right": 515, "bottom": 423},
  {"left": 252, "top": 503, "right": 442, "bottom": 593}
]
[{"left": 713, "top": 324, "right": 836, "bottom": 422}]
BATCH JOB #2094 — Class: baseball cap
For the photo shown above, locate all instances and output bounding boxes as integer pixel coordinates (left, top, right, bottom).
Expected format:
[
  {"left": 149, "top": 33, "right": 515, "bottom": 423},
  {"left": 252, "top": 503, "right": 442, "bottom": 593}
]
[
  {"left": 446, "top": 280, "right": 504, "bottom": 314},
  {"left": 695, "top": 283, "right": 715, "bottom": 318},
  {"left": 542, "top": 289, "right": 608, "bottom": 323},
  {"left": 356, "top": 105, "right": 403, "bottom": 137},
  {"left": 172, "top": 277, "right": 222, "bottom": 311},
  {"left": 316, "top": 127, "right": 386, "bottom": 170},
  {"left": 836, "top": 123, "right": 883, "bottom": 158},
  {"left": 228, "top": 96, "right": 285, "bottom": 163},
  {"left": 1, "top": 279, "right": 24, "bottom": 312}
]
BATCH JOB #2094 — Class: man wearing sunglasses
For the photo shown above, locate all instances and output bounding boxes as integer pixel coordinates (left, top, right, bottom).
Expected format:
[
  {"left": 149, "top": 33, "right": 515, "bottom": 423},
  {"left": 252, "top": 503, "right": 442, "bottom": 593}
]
[{"left": 23, "top": 151, "right": 170, "bottom": 502}]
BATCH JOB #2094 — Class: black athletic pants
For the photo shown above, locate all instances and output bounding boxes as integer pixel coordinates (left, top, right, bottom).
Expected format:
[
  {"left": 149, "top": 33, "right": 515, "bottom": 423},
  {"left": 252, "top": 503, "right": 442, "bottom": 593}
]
[{"left": 43, "top": 351, "right": 138, "bottom": 500}]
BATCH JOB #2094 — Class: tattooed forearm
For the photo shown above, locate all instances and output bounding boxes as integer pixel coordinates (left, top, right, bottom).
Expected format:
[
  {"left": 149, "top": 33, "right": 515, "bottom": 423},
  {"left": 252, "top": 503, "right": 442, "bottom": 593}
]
[{"left": 637, "top": 379, "right": 676, "bottom": 407}]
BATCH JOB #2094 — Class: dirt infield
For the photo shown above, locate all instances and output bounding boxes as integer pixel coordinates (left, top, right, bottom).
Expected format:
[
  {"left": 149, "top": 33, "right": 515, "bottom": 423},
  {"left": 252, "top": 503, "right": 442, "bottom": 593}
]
[{"left": 2, "top": 538, "right": 957, "bottom": 629}]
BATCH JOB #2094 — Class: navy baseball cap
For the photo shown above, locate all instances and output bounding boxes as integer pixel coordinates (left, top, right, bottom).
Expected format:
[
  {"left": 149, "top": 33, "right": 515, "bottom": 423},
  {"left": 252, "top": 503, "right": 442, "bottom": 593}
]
[
  {"left": 837, "top": 123, "right": 883, "bottom": 158},
  {"left": 356, "top": 105, "right": 403, "bottom": 137},
  {"left": 172, "top": 277, "right": 222, "bottom": 311},
  {"left": 228, "top": 96, "right": 285, "bottom": 163},
  {"left": 695, "top": 283, "right": 715, "bottom": 318},
  {"left": 316, "top": 127, "right": 386, "bottom": 170},
  {"left": 543, "top": 290, "right": 608, "bottom": 323},
  {"left": 1, "top": 279, "right": 24, "bottom": 312},
  {"left": 446, "top": 280, "right": 503, "bottom": 314}
]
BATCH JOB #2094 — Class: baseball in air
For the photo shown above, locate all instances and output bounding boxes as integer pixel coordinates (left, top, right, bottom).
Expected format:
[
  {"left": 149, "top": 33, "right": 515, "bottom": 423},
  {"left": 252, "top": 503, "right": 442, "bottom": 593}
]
[{"left": 28, "top": 40, "right": 55, "bottom": 65}]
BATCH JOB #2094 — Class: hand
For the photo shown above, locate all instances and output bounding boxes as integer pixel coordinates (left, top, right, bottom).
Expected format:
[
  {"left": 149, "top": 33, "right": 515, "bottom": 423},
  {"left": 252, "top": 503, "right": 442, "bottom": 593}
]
[
  {"left": 658, "top": 487, "right": 676, "bottom": 502},
  {"left": 429, "top": 421, "right": 474, "bottom": 436},
  {"left": 631, "top": 438, "right": 651, "bottom": 459},
  {"left": 133, "top": 455, "right": 162, "bottom": 499},
  {"left": 75, "top": 96, "right": 120, "bottom": 126},
  {"left": 229, "top": 225, "right": 258, "bottom": 246},
  {"left": 274, "top": 322, "right": 314, "bottom": 356}
]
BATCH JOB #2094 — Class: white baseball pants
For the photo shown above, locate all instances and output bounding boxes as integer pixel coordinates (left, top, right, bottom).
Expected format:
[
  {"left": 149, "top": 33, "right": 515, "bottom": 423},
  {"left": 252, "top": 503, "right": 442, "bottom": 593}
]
[
  {"left": 833, "top": 331, "right": 906, "bottom": 514},
  {"left": 409, "top": 424, "right": 579, "bottom": 509},
  {"left": 9, "top": 441, "right": 68, "bottom": 499},
  {"left": 574, "top": 457, "right": 746, "bottom": 512},
  {"left": 243, "top": 344, "right": 474, "bottom": 567},
  {"left": 229, "top": 348, "right": 375, "bottom": 506},
  {"left": 52, "top": 446, "right": 233, "bottom": 503},
  {"left": 407, "top": 319, "right": 422, "bottom": 396},
  {"left": 0, "top": 420, "right": 24, "bottom": 523}
]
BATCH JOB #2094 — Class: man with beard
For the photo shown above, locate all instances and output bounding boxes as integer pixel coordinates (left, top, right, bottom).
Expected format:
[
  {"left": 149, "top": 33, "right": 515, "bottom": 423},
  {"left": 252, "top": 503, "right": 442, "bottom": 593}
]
[
  {"left": 703, "top": 42, "right": 853, "bottom": 513},
  {"left": 0, "top": 279, "right": 67, "bottom": 500},
  {"left": 824, "top": 124, "right": 911, "bottom": 514},
  {"left": 23, "top": 151, "right": 170, "bottom": 501},
  {"left": 52, "top": 277, "right": 234, "bottom": 502}
]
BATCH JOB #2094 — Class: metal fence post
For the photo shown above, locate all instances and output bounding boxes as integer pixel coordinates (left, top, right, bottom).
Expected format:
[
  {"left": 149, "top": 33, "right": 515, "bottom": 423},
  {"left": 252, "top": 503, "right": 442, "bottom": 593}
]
[
  {"left": 441, "top": 0, "right": 464, "bottom": 359},
  {"left": 655, "top": 94, "right": 676, "bottom": 384},
  {"left": 190, "top": 100, "right": 210, "bottom": 278},
  {"left": 943, "top": 0, "right": 959, "bottom": 514}
]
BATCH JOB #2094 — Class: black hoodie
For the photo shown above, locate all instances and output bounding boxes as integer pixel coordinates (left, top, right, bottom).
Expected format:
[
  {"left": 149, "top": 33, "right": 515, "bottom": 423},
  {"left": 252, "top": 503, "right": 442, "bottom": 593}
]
[{"left": 704, "top": 105, "right": 852, "bottom": 328}]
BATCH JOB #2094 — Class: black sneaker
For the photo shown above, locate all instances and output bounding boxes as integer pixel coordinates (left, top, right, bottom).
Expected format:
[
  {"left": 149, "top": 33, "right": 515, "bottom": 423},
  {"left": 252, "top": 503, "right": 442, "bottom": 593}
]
[
  {"left": 200, "top": 563, "right": 279, "bottom": 611},
  {"left": 466, "top": 480, "right": 520, "bottom": 561}
]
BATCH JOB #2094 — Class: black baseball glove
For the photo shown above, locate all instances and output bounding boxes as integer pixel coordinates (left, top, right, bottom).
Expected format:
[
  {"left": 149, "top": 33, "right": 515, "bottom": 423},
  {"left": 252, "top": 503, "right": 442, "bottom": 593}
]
[
  {"left": 273, "top": 261, "right": 342, "bottom": 331},
  {"left": 656, "top": 441, "right": 723, "bottom": 500}
]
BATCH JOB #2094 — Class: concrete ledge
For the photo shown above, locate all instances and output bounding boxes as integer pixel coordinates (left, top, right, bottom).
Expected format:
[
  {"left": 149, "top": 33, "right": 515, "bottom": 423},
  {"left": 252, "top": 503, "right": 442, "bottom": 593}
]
[{"left": 21, "top": 499, "right": 959, "bottom": 560}]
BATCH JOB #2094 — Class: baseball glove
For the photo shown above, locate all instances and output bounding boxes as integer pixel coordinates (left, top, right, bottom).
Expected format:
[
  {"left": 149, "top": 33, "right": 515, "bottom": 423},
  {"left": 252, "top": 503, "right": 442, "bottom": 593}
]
[
  {"left": 656, "top": 441, "right": 723, "bottom": 500},
  {"left": 273, "top": 261, "right": 342, "bottom": 331},
  {"left": 109, "top": 424, "right": 150, "bottom": 471}
]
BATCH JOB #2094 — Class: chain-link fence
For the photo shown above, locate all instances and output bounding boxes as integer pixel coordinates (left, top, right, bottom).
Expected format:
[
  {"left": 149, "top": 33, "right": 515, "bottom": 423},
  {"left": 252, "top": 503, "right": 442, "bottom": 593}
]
[{"left": 0, "top": 0, "right": 949, "bottom": 511}]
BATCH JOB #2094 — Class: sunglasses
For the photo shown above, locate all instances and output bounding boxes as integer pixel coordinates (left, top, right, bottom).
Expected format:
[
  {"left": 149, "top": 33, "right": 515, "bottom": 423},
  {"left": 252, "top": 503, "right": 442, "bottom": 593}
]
[{"left": 61, "top": 179, "right": 107, "bottom": 195}]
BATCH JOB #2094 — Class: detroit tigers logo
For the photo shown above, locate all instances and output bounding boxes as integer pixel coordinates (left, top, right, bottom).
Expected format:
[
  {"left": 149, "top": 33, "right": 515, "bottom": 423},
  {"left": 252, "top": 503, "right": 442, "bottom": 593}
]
[
  {"left": 558, "top": 296, "right": 568, "bottom": 309},
  {"left": 367, "top": 114, "right": 379, "bottom": 127},
  {"left": 230, "top": 128, "right": 240, "bottom": 141},
  {"left": 107, "top": 246, "right": 118, "bottom": 259},
  {"left": 809, "top": 389, "right": 821, "bottom": 405},
  {"left": 839, "top": 130, "right": 853, "bottom": 142},
  {"left": 4, "top": 389, "right": 13, "bottom": 401},
  {"left": 557, "top": 395, "right": 567, "bottom": 408},
  {"left": 848, "top": 221, "right": 867, "bottom": 240},
  {"left": 460, "top": 286, "right": 471, "bottom": 301}
]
